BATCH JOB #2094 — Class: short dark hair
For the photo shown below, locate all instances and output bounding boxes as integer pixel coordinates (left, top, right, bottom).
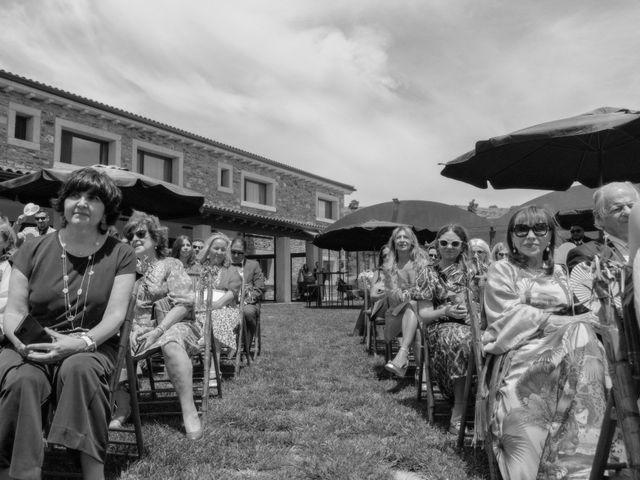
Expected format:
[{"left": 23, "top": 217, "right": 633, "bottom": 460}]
[
  {"left": 52, "top": 167, "right": 122, "bottom": 233},
  {"left": 123, "top": 210, "right": 169, "bottom": 259},
  {"left": 506, "top": 206, "right": 556, "bottom": 274},
  {"left": 230, "top": 237, "right": 246, "bottom": 251}
]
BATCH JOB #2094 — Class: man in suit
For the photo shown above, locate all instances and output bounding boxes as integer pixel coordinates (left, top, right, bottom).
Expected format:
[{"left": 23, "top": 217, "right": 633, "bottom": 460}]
[
  {"left": 230, "top": 237, "right": 265, "bottom": 352},
  {"left": 568, "top": 181, "right": 638, "bottom": 311}
]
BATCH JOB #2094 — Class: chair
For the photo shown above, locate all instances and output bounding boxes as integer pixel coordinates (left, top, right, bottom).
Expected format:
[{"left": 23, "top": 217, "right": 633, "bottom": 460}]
[
  {"left": 133, "top": 280, "right": 222, "bottom": 421},
  {"left": 337, "top": 278, "right": 356, "bottom": 307},
  {"left": 43, "top": 287, "right": 144, "bottom": 477}
]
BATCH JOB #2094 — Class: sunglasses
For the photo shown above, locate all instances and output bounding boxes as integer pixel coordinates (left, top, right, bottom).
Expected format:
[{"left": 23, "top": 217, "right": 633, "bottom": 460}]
[
  {"left": 438, "top": 240, "right": 462, "bottom": 248},
  {"left": 35, "top": 217, "right": 48, "bottom": 221},
  {"left": 428, "top": 253, "right": 438, "bottom": 258},
  {"left": 512, "top": 223, "right": 549, "bottom": 238},
  {"left": 126, "top": 229, "right": 149, "bottom": 241},
  {"left": 231, "top": 250, "right": 245, "bottom": 255}
]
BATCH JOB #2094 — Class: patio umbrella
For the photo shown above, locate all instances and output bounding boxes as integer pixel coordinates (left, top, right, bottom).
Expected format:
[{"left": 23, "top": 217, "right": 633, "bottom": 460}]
[
  {"left": 440, "top": 107, "right": 640, "bottom": 191},
  {"left": 0, "top": 165, "right": 205, "bottom": 219},
  {"left": 313, "top": 200, "right": 491, "bottom": 251},
  {"left": 313, "top": 219, "right": 415, "bottom": 252}
]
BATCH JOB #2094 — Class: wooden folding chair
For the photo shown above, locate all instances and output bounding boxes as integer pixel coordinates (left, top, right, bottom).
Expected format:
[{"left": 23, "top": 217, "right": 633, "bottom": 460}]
[
  {"left": 43, "top": 287, "right": 144, "bottom": 477},
  {"left": 134, "top": 281, "right": 222, "bottom": 420}
]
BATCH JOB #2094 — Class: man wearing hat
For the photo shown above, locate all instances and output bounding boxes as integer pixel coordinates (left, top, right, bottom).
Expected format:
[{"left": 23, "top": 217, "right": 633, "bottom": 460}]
[
  {"left": 568, "top": 225, "right": 592, "bottom": 246},
  {"left": 14, "top": 207, "right": 56, "bottom": 246}
]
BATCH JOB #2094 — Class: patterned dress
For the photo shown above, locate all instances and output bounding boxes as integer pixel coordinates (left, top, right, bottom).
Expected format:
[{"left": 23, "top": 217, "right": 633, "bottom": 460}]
[
  {"left": 426, "top": 262, "right": 474, "bottom": 401},
  {"left": 132, "top": 257, "right": 199, "bottom": 357},
  {"left": 194, "top": 263, "right": 242, "bottom": 349},
  {"left": 482, "top": 261, "right": 610, "bottom": 480}
]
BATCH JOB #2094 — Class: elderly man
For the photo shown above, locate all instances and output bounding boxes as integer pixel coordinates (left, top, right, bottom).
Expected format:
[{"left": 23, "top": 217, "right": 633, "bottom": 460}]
[
  {"left": 568, "top": 181, "right": 638, "bottom": 312},
  {"left": 230, "top": 237, "right": 265, "bottom": 353}
]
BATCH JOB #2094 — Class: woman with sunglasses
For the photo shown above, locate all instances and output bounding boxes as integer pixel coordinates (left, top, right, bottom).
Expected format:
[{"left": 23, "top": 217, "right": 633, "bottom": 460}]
[
  {"left": 490, "top": 241, "right": 509, "bottom": 263},
  {"left": 0, "top": 167, "right": 136, "bottom": 479},
  {"left": 111, "top": 211, "right": 202, "bottom": 440},
  {"left": 482, "top": 206, "right": 607, "bottom": 479}
]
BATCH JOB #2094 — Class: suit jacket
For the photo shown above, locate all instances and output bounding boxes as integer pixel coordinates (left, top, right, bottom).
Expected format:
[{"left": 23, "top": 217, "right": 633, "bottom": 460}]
[
  {"left": 566, "top": 241, "right": 603, "bottom": 272},
  {"left": 236, "top": 259, "right": 265, "bottom": 304}
]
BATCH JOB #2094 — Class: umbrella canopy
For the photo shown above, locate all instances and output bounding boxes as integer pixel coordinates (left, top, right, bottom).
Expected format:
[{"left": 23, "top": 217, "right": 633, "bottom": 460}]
[
  {"left": 313, "top": 219, "right": 415, "bottom": 252},
  {"left": 0, "top": 165, "right": 205, "bottom": 219},
  {"left": 441, "top": 107, "right": 640, "bottom": 191},
  {"left": 313, "top": 200, "right": 491, "bottom": 251}
]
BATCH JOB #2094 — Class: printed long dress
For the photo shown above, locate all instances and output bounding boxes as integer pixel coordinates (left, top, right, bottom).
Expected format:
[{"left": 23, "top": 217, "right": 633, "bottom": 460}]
[
  {"left": 426, "top": 262, "right": 474, "bottom": 400},
  {"left": 132, "top": 257, "right": 199, "bottom": 357},
  {"left": 483, "top": 260, "right": 609, "bottom": 480}
]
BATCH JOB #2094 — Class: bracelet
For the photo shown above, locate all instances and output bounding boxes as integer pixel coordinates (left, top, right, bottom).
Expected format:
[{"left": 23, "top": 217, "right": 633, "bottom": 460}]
[
  {"left": 156, "top": 325, "right": 166, "bottom": 335},
  {"left": 80, "top": 334, "right": 96, "bottom": 353}
]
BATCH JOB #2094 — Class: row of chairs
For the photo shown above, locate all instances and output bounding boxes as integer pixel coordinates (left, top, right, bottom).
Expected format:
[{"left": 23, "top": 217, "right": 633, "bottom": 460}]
[
  {"left": 361, "top": 283, "right": 639, "bottom": 480},
  {"left": 43, "top": 278, "right": 262, "bottom": 475}
]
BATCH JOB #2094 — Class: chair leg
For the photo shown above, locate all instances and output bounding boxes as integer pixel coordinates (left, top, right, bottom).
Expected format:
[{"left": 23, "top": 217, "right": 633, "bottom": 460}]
[
  {"left": 457, "top": 353, "right": 476, "bottom": 450},
  {"left": 234, "top": 315, "right": 244, "bottom": 376},
  {"left": 421, "top": 328, "right": 435, "bottom": 424},
  {"left": 590, "top": 394, "right": 617, "bottom": 480},
  {"left": 125, "top": 351, "right": 144, "bottom": 457},
  {"left": 256, "top": 314, "right": 261, "bottom": 357}
]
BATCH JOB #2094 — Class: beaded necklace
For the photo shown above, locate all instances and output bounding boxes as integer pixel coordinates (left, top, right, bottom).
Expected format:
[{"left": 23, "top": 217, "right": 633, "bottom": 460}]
[{"left": 59, "top": 232, "right": 99, "bottom": 330}]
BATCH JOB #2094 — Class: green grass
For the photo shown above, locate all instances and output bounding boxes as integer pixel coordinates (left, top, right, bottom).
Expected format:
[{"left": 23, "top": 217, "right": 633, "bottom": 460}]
[{"left": 111, "top": 303, "right": 489, "bottom": 479}]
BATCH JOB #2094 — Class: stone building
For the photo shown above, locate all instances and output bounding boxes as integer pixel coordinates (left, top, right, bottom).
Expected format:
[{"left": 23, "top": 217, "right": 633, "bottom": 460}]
[{"left": 0, "top": 70, "right": 355, "bottom": 301}]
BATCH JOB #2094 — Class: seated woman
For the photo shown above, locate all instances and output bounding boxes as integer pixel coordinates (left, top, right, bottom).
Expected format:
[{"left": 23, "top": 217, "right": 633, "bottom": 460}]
[
  {"left": 172, "top": 234, "right": 200, "bottom": 275},
  {"left": 194, "top": 232, "right": 242, "bottom": 383},
  {"left": 490, "top": 241, "right": 509, "bottom": 263},
  {"left": 111, "top": 211, "right": 202, "bottom": 440},
  {"left": 0, "top": 217, "right": 17, "bottom": 341},
  {"left": 483, "top": 206, "right": 608, "bottom": 479},
  {"left": 0, "top": 167, "right": 136, "bottom": 479},
  {"left": 424, "top": 224, "right": 475, "bottom": 434},
  {"left": 382, "top": 226, "right": 431, "bottom": 376}
]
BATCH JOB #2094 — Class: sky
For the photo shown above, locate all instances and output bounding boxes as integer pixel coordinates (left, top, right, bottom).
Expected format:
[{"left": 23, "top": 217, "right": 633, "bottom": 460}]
[{"left": 1, "top": 0, "right": 639, "bottom": 209}]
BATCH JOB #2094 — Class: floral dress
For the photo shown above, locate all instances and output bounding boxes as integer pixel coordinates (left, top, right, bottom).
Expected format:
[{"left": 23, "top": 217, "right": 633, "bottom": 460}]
[
  {"left": 132, "top": 257, "right": 199, "bottom": 357},
  {"left": 194, "top": 263, "right": 242, "bottom": 349},
  {"left": 425, "top": 262, "right": 474, "bottom": 401},
  {"left": 482, "top": 261, "right": 610, "bottom": 480}
]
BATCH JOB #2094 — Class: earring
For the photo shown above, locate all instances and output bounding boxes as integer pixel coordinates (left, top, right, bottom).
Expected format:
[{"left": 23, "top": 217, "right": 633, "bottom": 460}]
[
  {"left": 543, "top": 245, "right": 551, "bottom": 258},
  {"left": 512, "top": 247, "right": 518, "bottom": 254}
]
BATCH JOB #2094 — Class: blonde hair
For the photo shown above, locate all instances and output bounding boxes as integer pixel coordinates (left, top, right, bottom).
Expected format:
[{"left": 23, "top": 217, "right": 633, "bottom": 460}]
[
  {"left": 198, "top": 232, "right": 232, "bottom": 267},
  {"left": 0, "top": 216, "right": 16, "bottom": 256}
]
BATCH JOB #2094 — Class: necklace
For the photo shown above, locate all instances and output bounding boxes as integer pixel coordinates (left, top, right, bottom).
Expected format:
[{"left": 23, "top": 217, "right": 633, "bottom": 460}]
[{"left": 59, "top": 232, "right": 99, "bottom": 329}]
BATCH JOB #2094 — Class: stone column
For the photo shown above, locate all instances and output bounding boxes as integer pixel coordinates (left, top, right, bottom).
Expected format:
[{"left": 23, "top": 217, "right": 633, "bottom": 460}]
[{"left": 275, "top": 236, "right": 291, "bottom": 302}]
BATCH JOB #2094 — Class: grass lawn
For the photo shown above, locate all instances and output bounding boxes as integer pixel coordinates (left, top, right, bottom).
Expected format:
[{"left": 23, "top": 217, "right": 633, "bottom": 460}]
[{"left": 107, "top": 303, "right": 489, "bottom": 480}]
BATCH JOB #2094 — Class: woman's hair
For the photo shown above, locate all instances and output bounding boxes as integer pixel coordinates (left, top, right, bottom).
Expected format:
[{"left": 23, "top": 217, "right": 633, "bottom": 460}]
[
  {"left": 490, "top": 242, "right": 508, "bottom": 262},
  {"left": 198, "top": 231, "right": 232, "bottom": 267},
  {"left": 123, "top": 210, "right": 169, "bottom": 259},
  {"left": 506, "top": 206, "right": 556, "bottom": 274},
  {"left": 469, "top": 238, "right": 491, "bottom": 263},
  {"left": 171, "top": 235, "right": 195, "bottom": 266},
  {"left": 0, "top": 216, "right": 17, "bottom": 257},
  {"left": 434, "top": 224, "right": 469, "bottom": 264},
  {"left": 52, "top": 167, "right": 122, "bottom": 233},
  {"left": 377, "top": 245, "right": 389, "bottom": 269},
  {"left": 382, "top": 227, "right": 427, "bottom": 291}
]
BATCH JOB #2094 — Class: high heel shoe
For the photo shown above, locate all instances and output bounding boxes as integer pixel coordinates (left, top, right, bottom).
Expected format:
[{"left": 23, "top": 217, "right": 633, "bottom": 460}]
[{"left": 384, "top": 359, "right": 408, "bottom": 377}]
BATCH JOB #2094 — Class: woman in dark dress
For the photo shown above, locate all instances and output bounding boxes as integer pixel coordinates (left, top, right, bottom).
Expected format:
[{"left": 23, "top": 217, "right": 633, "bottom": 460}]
[{"left": 0, "top": 167, "right": 136, "bottom": 480}]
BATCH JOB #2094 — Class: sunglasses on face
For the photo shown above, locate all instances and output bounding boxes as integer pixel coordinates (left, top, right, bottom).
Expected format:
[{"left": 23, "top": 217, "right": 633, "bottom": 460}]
[
  {"left": 428, "top": 253, "right": 438, "bottom": 258},
  {"left": 35, "top": 217, "right": 48, "bottom": 221},
  {"left": 512, "top": 223, "right": 549, "bottom": 238},
  {"left": 126, "top": 229, "right": 149, "bottom": 241},
  {"left": 497, "top": 252, "right": 508, "bottom": 258},
  {"left": 438, "top": 240, "right": 462, "bottom": 248}
]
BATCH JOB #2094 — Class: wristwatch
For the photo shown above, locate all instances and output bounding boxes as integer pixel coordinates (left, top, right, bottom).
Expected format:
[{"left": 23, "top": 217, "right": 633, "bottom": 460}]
[{"left": 80, "top": 333, "right": 97, "bottom": 352}]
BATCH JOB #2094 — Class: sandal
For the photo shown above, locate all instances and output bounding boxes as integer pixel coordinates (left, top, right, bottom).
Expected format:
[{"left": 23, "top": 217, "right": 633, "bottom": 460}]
[{"left": 385, "top": 347, "right": 409, "bottom": 377}]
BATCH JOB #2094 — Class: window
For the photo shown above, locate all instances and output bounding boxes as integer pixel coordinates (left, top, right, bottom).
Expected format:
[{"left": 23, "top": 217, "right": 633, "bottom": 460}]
[
  {"left": 131, "top": 140, "right": 183, "bottom": 186},
  {"left": 7, "top": 102, "right": 41, "bottom": 150},
  {"left": 316, "top": 193, "right": 339, "bottom": 222},
  {"left": 61, "top": 131, "right": 108, "bottom": 166},
  {"left": 138, "top": 150, "right": 173, "bottom": 182},
  {"left": 218, "top": 162, "right": 233, "bottom": 193},
  {"left": 240, "top": 171, "right": 276, "bottom": 212},
  {"left": 54, "top": 119, "right": 121, "bottom": 167}
]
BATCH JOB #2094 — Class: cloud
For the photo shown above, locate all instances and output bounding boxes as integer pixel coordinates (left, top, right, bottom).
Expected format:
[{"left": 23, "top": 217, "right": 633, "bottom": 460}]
[{"left": 1, "top": 0, "right": 639, "bottom": 209}]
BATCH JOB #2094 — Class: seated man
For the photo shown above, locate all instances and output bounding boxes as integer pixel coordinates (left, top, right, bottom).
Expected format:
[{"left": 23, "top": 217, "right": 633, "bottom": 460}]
[{"left": 230, "top": 237, "right": 265, "bottom": 350}]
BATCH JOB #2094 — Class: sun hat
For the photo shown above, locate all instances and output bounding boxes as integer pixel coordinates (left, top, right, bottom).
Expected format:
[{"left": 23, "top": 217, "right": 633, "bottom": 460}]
[{"left": 23, "top": 203, "right": 40, "bottom": 216}]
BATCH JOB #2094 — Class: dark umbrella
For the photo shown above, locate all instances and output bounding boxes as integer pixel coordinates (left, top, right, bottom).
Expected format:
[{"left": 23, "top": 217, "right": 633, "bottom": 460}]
[
  {"left": 313, "top": 200, "right": 491, "bottom": 251},
  {"left": 313, "top": 219, "right": 415, "bottom": 252},
  {"left": 441, "top": 107, "right": 640, "bottom": 191},
  {"left": 0, "top": 165, "right": 205, "bottom": 219}
]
